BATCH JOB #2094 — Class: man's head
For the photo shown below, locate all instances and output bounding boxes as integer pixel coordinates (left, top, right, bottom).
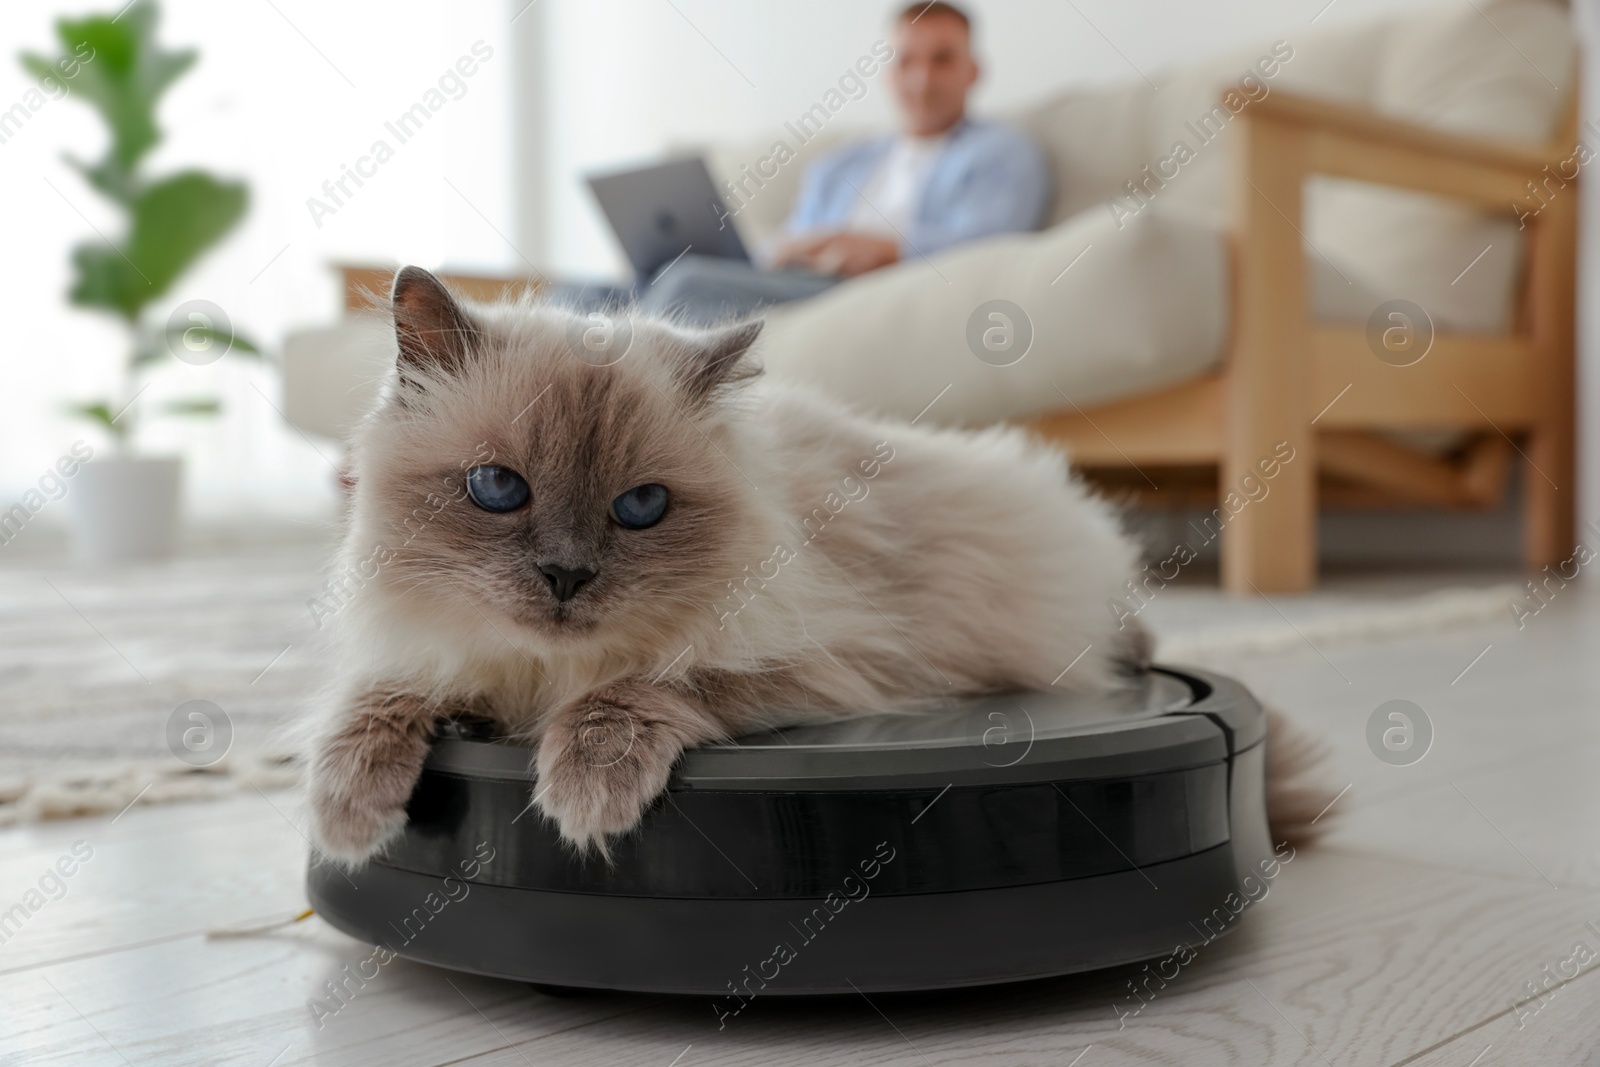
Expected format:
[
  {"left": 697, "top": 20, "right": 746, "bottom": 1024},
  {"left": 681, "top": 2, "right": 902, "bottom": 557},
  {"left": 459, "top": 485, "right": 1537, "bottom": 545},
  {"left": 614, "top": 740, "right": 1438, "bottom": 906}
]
[{"left": 889, "top": 2, "right": 979, "bottom": 138}]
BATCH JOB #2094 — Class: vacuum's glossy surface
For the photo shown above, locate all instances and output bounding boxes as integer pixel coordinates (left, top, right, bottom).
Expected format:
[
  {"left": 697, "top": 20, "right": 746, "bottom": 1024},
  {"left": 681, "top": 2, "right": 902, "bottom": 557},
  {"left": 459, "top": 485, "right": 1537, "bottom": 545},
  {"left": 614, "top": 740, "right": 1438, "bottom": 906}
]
[{"left": 307, "top": 665, "right": 1275, "bottom": 996}]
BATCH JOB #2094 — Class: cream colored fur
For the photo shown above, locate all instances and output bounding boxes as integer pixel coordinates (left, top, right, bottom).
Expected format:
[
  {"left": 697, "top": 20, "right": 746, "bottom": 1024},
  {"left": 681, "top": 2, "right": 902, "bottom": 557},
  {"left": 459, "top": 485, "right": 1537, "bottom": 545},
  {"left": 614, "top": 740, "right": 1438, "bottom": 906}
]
[{"left": 303, "top": 270, "right": 1322, "bottom": 865}]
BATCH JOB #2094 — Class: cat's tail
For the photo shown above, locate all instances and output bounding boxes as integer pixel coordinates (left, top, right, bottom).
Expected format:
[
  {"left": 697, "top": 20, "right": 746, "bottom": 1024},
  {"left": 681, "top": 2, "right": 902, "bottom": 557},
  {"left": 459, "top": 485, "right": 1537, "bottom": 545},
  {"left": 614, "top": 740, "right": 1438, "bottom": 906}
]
[{"left": 1264, "top": 706, "right": 1339, "bottom": 847}]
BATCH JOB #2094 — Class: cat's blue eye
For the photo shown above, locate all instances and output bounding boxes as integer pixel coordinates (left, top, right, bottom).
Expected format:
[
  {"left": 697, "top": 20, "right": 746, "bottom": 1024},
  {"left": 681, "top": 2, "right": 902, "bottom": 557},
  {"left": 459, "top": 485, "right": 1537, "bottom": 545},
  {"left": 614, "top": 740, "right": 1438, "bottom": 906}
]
[
  {"left": 466, "top": 465, "right": 530, "bottom": 512},
  {"left": 611, "top": 483, "right": 669, "bottom": 529}
]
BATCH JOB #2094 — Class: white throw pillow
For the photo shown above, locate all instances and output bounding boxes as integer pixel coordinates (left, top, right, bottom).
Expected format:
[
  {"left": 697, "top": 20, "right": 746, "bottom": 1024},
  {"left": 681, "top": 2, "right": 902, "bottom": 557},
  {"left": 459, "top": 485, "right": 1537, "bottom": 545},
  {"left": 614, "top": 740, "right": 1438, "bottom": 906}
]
[
  {"left": 1305, "top": 0, "right": 1574, "bottom": 332},
  {"left": 757, "top": 206, "right": 1227, "bottom": 425},
  {"left": 1128, "top": 20, "right": 1392, "bottom": 233}
]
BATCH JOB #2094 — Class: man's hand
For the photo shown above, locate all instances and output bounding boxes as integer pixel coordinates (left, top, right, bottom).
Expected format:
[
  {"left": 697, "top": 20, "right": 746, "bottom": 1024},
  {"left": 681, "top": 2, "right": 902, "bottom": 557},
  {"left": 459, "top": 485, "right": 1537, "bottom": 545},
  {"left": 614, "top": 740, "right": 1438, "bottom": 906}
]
[
  {"left": 771, "top": 232, "right": 900, "bottom": 278},
  {"left": 811, "top": 233, "right": 901, "bottom": 277},
  {"left": 769, "top": 231, "right": 835, "bottom": 269}
]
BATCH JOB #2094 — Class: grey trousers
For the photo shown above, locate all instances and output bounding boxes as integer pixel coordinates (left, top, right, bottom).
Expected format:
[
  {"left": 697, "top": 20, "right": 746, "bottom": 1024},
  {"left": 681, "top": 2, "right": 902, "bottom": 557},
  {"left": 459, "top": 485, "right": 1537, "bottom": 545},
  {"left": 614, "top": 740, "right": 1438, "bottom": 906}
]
[{"left": 556, "top": 255, "right": 838, "bottom": 324}]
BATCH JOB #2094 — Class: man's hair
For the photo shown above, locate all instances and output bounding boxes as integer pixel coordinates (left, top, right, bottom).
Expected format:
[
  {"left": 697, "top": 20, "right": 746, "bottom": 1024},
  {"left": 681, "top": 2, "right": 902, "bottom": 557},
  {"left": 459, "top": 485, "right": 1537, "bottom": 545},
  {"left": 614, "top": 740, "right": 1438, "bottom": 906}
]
[{"left": 895, "top": 1, "right": 972, "bottom": 33}]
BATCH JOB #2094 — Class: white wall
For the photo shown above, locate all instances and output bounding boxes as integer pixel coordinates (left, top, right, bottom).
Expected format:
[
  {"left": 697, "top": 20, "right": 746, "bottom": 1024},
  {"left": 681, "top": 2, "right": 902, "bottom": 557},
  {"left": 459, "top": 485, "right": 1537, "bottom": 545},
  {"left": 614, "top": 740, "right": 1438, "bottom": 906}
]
[
  {"left": 0, "top": 0, "right": 517, "bottom": 518},
  {"left": 515, "top": 0, "right": 1453, "bottom": 279}
]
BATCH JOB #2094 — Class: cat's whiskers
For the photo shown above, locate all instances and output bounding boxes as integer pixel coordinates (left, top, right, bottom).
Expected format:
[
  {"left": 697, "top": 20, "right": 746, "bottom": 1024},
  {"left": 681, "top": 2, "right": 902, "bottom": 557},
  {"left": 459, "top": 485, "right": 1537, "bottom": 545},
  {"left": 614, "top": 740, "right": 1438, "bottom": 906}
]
[{"left": 306, "top": 266, "right": 1182, "bottom": 867}]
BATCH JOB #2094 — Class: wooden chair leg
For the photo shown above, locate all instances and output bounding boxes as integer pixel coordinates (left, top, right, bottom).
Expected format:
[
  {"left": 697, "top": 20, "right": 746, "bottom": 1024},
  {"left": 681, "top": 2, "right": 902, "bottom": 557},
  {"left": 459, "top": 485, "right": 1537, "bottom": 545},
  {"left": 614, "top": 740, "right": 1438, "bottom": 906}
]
[
  {"left": 1522, "top": 189, "right": 1578, "bottom": 567},
  {"left": 1523, "top": 426, "right": 1576, "bottom": 567},
  {"left": 1222, "top": 114, "right": 1317, "bottom": 593},
  {"left": 1221, "top": 418, "right": 1317, "bottom": 593}
]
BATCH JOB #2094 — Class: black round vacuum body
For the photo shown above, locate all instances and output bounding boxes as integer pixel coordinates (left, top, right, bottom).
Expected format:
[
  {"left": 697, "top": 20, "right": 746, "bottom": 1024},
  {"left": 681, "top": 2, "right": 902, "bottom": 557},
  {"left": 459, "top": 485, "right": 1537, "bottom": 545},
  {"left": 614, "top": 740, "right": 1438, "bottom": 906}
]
[{"left": 307, "top": 666, "right": 1276, "bottom": 997}]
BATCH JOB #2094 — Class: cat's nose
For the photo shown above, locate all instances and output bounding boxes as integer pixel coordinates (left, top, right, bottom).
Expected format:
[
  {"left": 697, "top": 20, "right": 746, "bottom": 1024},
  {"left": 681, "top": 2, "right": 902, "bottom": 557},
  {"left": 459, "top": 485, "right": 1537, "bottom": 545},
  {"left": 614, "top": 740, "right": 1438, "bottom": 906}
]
[{"left": 538, "top": 562, "right": 596, "bottom": 602}]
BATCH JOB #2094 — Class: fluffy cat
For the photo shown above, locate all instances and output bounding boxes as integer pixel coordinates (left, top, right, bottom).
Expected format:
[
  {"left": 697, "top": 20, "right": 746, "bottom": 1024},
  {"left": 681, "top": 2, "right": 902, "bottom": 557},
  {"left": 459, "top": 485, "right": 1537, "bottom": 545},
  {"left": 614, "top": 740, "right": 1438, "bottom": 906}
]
[{"left": 305, "top": 267, "right": 1318, "bottom": 865}]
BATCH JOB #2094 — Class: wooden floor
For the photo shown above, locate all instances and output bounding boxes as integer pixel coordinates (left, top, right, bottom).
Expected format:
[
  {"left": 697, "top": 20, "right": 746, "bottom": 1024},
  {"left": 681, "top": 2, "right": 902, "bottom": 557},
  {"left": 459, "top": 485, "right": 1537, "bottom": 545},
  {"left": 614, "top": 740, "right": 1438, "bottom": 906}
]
[{"left": 3, "top": 580, "right": 1599, "bottom": 1066}]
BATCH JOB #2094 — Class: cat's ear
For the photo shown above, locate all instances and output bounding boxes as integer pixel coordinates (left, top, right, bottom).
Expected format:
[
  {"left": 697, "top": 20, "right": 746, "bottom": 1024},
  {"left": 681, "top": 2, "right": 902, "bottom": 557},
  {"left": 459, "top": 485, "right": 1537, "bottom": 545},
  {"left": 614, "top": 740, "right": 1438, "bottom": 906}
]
[
  {"left": 390, "top": 266, "right": 482, "bottom": 379},
  {"left": 675, "top": 319, "right": 763, "bottom": 404}
]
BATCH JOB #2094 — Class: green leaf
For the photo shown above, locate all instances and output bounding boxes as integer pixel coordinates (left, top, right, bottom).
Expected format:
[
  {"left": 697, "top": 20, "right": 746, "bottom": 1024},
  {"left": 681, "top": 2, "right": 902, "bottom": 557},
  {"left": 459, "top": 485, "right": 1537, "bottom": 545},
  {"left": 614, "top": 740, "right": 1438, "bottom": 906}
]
[
  {"left": 65, "top": 400, "right": 118, "bottom": 431},
  {"left": 159, "top": 396, "right": 222, "bottom": 417},
  {"left": 67, "top": 241, "right": 148, "bottom": 320},
  {"left": 64, "top": 172, "right": 248, "bottom": 321},
  {"left": 124, "top": 171, "right": 248, "bottom": 302},
  {"left": 219, "top": 331, "right": 259, "bottom": 355},
  {"left": 20, "top": 2, "right": 196, "bottom": 205},
  {"left": 62, "top": 152, "right": 137, "bottom": 209},
  {"left": 163, "top": 324, "right": 260, "bottom": 358},
  {"left": 130, "top": 337, "right": 167, "bottom": 368},
  {"left": 24, "top": 3, "right": 252, "bottom": 341},
  {"left": 129, "top": 320, "right": 261, "bottom": 368}
]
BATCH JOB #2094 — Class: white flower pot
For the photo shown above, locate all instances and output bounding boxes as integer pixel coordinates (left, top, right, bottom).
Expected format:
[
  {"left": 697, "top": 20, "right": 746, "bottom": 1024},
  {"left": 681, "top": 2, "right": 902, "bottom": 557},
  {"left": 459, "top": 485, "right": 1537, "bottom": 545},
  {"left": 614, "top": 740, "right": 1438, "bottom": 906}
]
[{"left": 68, "top": 455, "right": 183, "bottom": 564}]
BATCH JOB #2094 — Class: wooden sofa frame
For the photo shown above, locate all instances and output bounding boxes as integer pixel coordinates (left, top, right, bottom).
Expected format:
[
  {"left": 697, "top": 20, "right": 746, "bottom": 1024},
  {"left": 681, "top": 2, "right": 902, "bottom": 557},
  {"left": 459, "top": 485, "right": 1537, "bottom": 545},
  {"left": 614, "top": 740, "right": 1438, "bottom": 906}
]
[
  {"left": 1027, "top": 88, "right": 1580, "bottom": 592},
  {"left": 339, "top": 89, "right": 1578, "bottom": 594}
]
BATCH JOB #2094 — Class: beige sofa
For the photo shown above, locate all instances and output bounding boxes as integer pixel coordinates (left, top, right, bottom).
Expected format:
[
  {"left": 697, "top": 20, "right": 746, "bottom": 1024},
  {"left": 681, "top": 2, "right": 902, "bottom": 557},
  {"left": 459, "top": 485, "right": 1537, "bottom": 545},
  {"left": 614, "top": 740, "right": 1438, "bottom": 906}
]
[
  {"left": 708, "top": 0, "right": 1573, "bottom": 427},
  {"left": 285, "top": 0, "right": 1576, "bottom": 590}
]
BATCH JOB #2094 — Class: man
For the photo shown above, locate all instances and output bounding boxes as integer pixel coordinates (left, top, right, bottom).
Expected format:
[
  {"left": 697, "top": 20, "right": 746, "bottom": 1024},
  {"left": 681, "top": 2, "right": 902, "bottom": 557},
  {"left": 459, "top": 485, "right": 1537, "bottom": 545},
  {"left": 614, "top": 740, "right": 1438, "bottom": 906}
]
[{"left": 640, "top": 1, "right": 1051, "bottom": 322}]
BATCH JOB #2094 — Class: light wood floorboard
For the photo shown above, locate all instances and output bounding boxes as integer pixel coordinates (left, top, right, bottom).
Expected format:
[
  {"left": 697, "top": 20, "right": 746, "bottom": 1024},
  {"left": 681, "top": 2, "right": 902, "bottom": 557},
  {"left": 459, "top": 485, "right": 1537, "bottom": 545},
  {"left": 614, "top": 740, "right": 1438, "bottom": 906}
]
[{"left": 4, "top": 586, "right": 1599, "bottom": 1065}]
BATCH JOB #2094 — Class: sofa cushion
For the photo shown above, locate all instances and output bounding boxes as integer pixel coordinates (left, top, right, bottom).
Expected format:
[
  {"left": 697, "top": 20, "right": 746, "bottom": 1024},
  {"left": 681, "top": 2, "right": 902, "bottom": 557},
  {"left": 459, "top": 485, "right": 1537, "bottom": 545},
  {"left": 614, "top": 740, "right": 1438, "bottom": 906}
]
[
  {"left": 1306, "top": 0, "right": 1574, "bottom": 332},
  {"left": 1002, "top": 79, "right": 1156, "bottom": 230},
  {"left": 1112, "top": 18, "right": 1393, "bottom": 232},
  {"left": 756, "top": 206, "right": 1227, "bottom": 425}
]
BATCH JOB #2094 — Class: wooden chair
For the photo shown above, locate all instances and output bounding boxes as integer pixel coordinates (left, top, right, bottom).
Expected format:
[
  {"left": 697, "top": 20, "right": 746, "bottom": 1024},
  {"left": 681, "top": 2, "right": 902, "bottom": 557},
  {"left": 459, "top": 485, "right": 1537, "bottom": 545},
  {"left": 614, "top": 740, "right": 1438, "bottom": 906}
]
[{"left": 1026, "top": 88, "right": 1580, "bottom": 593}]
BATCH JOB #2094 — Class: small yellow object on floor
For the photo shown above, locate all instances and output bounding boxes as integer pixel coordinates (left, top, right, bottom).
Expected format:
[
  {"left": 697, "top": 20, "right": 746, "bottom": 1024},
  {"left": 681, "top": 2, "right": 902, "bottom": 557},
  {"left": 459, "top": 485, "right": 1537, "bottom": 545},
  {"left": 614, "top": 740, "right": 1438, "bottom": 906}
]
[{"left": 205, "top": 907, "right": 315, "bottom": 939}]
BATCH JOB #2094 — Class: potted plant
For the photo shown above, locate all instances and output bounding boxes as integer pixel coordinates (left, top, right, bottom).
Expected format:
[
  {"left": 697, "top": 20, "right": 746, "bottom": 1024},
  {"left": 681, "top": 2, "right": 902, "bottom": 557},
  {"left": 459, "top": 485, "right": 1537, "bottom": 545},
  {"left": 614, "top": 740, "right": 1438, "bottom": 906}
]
[{"left": 23, "top": 0, "right": 257, "bottom": 563}]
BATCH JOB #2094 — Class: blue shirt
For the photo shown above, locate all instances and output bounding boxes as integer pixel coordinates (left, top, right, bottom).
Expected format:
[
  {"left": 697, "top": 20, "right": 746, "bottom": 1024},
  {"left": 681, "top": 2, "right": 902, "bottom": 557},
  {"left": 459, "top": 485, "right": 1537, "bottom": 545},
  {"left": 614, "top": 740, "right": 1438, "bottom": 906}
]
[{"left": 783, "top": 119, "right": 1053, "bottom": 259}]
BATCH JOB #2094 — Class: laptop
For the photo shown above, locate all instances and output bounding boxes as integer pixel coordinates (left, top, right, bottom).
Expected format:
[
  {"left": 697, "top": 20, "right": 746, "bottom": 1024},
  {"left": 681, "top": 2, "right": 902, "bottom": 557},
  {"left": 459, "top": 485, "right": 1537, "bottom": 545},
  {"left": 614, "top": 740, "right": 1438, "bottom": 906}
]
[{"left": 585, "top": 157, "right": 751, "bottom": 280}]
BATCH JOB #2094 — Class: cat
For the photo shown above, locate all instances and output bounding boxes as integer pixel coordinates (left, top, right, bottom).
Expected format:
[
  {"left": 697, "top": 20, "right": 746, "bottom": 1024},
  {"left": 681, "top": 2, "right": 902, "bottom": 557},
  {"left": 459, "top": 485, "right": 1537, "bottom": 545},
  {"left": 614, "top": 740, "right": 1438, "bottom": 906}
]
[{"left": 305, "top": 266, "right": 1325, "bottom": 866}]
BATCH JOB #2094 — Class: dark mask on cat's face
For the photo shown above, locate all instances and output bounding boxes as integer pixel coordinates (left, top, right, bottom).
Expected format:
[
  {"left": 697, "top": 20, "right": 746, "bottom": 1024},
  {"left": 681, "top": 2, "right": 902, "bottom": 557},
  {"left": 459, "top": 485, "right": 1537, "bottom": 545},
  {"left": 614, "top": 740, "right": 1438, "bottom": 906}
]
[{"left": 351, "top": 267, "right": 765, "bottom": 648}]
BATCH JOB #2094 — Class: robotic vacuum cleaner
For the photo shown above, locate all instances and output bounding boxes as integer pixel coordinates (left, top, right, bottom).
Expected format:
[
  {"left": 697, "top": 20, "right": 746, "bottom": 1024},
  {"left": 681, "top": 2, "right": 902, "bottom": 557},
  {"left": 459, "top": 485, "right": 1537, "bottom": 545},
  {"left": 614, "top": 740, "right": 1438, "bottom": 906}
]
[{"left": 308, "top": 665, "right": 1274, "bottom": 996}]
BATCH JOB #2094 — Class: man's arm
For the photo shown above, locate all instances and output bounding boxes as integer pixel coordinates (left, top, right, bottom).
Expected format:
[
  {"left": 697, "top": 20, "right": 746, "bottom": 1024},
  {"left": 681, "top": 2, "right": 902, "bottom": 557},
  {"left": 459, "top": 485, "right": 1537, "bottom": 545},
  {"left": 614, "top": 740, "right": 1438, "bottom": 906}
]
[
  {"left": 764, "top": 140, "right": 891, "bottom": 270},
  {"left": 768, "top": 129, "right": 1051, "bottom": 277},
  {"left": 781, "top": 157, "right": 834, "bottom": 239},
  {"left": 896, "top": 130, "right": 1052, "bottom": 260},
  {"left": 780, "top": 232, "right": 899, "bottom": 277}
]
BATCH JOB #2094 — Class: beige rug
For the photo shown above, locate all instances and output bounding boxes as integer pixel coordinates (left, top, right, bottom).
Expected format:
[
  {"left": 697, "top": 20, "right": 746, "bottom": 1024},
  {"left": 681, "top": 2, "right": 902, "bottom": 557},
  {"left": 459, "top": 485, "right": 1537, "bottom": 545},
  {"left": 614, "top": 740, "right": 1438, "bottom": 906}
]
[{"left": 0, "top": 528, "right": 1522, "bottom": 827}]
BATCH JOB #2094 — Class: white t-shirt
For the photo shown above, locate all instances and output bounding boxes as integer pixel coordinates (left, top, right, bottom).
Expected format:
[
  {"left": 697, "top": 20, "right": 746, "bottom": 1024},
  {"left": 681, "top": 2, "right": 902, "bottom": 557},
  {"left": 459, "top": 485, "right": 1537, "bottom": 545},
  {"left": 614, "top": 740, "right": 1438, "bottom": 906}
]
[{"left": 846, "top": 134, "right": 949, "bottom": 238}]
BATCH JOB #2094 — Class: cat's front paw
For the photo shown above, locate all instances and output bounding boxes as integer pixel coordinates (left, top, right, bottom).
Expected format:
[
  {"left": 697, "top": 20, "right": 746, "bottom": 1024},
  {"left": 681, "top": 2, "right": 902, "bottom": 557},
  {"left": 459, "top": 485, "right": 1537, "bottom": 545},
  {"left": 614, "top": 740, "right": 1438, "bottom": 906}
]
[
  {"left": 310, "top": 773, "right": 411, "bottom": 869},
  {"left": 307, "top": 692, "right": 440, "bottom": 868},
  {"left": 533, "top": 695, "right": 680, "bottom": 854}
]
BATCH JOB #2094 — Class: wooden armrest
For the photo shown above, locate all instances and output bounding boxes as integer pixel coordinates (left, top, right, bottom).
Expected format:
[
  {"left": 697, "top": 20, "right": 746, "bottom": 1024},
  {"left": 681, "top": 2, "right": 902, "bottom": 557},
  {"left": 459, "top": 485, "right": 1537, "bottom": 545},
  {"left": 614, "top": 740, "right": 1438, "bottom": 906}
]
[
  {"left": 1248, "top": 90, "right": 1552, "bottom": 175},
  {"left": 337, "top": 263, "right": 545, "bottom": 314},
  {"left": 1236, "top": 88, "right": 1568, "bottom": 212}
]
